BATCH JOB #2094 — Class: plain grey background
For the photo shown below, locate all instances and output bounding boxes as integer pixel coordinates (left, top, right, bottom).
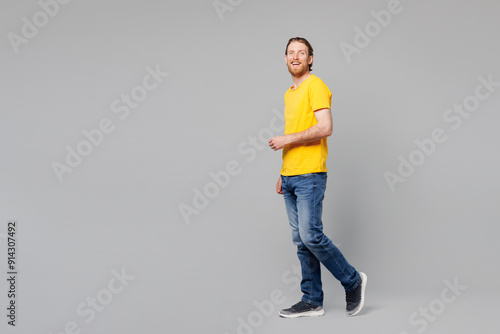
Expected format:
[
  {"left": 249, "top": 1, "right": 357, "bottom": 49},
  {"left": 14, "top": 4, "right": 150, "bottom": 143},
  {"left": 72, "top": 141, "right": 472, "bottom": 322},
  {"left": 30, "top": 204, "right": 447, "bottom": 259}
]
[{"left": 1, "top": 0, "right": 499, "bottom": 333}]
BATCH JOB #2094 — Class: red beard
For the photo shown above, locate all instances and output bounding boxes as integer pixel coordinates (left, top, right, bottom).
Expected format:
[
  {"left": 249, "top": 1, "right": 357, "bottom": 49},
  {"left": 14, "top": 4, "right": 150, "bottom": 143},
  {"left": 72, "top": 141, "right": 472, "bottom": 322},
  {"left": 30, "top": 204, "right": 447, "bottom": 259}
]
[{"left": 287, "top": 61, "right": 309, "bottom": 77}]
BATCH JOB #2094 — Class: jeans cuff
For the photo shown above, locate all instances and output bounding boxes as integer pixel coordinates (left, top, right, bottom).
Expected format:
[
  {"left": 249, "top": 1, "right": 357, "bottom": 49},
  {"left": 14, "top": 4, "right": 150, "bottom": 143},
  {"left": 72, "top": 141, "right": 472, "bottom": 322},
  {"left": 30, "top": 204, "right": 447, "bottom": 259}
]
[{"left": 302, "top": 297, "right": 323, "bottom": 307}]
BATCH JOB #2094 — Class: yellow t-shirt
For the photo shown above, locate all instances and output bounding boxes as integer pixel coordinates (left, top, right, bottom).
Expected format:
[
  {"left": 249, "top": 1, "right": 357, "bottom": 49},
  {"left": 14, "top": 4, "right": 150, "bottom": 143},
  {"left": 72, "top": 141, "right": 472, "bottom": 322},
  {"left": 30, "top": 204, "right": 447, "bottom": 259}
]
[{"left": 280, "top": 74, "right": 332, "bottom": 176}]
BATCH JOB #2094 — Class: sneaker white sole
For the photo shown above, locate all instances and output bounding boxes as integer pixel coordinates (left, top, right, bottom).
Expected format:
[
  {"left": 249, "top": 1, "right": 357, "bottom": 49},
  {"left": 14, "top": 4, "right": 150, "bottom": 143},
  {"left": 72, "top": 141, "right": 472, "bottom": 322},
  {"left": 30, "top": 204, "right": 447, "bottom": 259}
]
[
  {"left": 279, "top": 308, "right": 325, "bottom": 318},
  {"left": 346, "top": 272, "right": 367, "bottom": 317}
]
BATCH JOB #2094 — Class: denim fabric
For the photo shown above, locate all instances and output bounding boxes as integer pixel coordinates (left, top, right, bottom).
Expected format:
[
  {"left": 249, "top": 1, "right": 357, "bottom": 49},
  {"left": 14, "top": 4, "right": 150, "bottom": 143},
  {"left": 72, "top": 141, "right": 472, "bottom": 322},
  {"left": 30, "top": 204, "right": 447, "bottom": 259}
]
[{"left": 281, "top": 172, "right": 359, "bottom": 306}]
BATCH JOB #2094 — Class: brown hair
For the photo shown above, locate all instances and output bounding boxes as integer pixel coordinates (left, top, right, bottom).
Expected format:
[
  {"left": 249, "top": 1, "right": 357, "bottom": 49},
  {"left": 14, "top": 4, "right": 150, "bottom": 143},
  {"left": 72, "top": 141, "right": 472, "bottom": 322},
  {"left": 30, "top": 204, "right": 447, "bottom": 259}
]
[{"left": 285, "top": 37, "right": 314, "bottom": 71}]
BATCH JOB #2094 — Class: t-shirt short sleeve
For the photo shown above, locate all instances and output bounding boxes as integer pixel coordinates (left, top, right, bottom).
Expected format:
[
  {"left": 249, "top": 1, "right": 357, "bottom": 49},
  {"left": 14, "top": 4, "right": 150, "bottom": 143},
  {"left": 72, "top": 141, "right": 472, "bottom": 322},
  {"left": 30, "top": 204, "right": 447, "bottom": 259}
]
[{"left": 309, "top": 78, "right": 332, "bottom": 112}]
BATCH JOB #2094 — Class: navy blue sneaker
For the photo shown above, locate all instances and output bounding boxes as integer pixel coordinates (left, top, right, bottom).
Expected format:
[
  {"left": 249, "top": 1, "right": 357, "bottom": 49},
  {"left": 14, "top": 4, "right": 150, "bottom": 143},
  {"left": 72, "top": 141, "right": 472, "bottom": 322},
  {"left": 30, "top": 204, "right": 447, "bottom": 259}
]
[
  {"left": 278, "top": 301, "right": 325, "bottom": 318},
  {"left": 346, "top": 272, "right": 367, "bottom": 316}
]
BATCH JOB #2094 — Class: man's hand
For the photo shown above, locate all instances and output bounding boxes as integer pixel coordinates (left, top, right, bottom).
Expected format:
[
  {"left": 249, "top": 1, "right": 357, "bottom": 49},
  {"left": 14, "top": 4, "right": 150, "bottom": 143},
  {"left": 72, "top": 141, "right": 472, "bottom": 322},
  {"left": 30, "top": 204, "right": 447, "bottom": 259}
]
[
  {"left": 276, "top": 176, "right": 283, "bottom": 194},
  {"left": 269, "top": 136, "right": 289, "bottom": 151}
]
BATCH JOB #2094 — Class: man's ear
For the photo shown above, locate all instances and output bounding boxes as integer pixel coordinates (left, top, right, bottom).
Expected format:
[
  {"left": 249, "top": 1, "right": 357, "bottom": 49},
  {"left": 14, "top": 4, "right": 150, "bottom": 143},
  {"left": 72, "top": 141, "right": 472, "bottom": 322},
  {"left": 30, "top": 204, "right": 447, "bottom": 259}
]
[{"left": 308, "top": 55, "right": 314, "bottom": 64}]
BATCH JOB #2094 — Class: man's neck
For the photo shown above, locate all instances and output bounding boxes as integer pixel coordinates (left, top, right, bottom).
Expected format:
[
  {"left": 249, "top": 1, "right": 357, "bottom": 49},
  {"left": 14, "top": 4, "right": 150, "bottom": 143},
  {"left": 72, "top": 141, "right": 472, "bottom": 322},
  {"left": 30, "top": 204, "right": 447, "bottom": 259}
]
[{"left": 291, "top": 72, "right": 311, "bottom": 90}]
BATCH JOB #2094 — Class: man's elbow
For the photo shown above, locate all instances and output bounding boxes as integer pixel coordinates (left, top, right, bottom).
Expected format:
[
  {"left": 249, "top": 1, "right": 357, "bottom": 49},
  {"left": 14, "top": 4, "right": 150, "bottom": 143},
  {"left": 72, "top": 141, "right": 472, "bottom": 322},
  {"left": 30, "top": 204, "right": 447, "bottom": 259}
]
[
  {"left": 323, "top": 125, "right": 332, "bottom": 137},
  {"left": 325, "top": 126, "right": 332, "bottom": 137}
]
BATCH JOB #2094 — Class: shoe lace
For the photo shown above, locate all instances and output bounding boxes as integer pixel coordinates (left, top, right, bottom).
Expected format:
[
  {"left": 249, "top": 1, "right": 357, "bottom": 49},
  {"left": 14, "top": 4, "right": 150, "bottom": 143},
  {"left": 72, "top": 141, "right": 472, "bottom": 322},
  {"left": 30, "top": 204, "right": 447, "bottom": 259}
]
[
  {"left": 345, "top": 288, "right": 359, "bottom": 304},
  {"left": 292, "top": 301, "right": 311, "bottom": 310}
]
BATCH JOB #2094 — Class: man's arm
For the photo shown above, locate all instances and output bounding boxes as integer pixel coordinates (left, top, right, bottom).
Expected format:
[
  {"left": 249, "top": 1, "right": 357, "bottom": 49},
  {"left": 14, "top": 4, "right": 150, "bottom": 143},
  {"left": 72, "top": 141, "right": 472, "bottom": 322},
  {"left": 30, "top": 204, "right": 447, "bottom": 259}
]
[{"left": 268, "top": 108, "right": 332, "bottom": 151}]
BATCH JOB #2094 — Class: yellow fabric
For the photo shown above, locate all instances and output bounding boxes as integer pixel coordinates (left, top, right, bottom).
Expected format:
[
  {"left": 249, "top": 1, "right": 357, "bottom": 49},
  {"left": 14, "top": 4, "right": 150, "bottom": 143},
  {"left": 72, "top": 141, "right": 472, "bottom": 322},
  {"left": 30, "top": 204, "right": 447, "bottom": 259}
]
[{"left": 280, "top": 74, "right": 332, "bottom": 176}]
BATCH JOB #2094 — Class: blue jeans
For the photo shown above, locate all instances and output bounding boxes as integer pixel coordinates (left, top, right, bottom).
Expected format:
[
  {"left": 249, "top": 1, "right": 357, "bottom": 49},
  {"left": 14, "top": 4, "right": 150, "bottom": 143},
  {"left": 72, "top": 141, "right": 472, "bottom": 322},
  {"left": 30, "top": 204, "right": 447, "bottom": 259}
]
[{"left": 281, "top": 172, "right": 359, "bottom": 306}]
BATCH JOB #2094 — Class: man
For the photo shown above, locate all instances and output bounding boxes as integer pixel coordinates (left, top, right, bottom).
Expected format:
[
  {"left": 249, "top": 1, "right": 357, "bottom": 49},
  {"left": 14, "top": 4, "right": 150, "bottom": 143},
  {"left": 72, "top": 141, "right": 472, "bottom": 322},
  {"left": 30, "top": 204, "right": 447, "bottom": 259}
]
[{"left": 269, "top": 37, "right": 366, "bottom": 318}]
